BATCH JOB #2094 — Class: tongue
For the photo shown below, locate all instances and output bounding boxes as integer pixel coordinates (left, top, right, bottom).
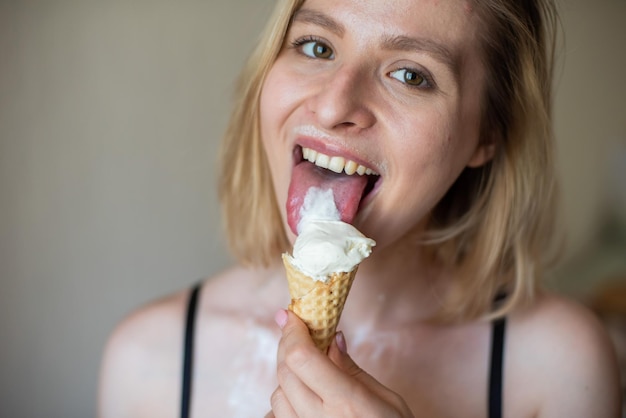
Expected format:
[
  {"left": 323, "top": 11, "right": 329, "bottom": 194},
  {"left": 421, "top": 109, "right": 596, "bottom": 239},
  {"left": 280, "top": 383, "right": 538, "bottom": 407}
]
[{"left": 287, "top": 162, "right": 368, "bottom": 235}]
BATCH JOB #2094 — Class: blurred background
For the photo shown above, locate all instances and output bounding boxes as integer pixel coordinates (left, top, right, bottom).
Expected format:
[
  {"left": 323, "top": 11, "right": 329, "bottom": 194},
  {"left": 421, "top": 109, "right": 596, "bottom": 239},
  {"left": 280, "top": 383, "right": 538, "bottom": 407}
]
[{"left": 0, "top": 0, "right": 624, "bottom": 417}]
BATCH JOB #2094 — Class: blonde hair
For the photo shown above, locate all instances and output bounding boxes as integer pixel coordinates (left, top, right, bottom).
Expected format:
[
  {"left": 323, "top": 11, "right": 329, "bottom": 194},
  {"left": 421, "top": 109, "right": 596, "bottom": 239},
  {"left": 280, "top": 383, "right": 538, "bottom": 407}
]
[
  {"left": 219, "top": 0, "right": 561, "bottom": 321},
  {"left": 219, "top": 0, "right": 304, "bottom": 266}
]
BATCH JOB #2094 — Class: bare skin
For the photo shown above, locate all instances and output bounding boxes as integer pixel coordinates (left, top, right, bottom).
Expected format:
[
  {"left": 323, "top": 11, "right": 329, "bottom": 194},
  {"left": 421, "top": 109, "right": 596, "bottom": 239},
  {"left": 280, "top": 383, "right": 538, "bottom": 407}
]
[
  {"left": 98, "top": 0, "right": 621, "bottom": 416},
  {"left": 98, "top": 261, "right": 620, "bottom": 417}
]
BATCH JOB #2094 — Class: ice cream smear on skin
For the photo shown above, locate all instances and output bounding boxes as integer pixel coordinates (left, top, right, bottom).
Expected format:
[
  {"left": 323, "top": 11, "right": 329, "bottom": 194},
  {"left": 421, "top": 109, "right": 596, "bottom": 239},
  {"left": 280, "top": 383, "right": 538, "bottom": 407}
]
[{"left": 287, "top": 187, "right": 376, "bottom": 282}]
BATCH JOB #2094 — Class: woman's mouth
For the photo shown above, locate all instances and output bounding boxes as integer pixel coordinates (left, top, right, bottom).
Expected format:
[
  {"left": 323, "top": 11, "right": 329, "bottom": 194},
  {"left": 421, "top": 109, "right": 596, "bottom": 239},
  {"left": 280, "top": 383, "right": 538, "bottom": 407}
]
[
  {"left": 301, "top": 146, "right": 379, "bottom": 176},
  {"left": 286, "top": 145, "right": 381, "bottom": 234}
]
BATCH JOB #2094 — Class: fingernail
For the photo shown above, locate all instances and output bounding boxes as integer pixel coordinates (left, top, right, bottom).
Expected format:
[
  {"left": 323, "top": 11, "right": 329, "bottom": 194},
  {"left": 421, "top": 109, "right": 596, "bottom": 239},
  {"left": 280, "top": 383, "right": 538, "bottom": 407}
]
[
  {"left": 335, "top": 331, "right": 347, "bottom": 353},
  {"left": 274, "top": 309, "right": 288, "bottom": 329}
]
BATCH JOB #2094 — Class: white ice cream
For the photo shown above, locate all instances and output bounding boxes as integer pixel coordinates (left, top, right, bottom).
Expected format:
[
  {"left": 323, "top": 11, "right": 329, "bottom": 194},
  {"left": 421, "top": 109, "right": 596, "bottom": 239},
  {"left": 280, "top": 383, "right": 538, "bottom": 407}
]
[{"left": 288, "top": 187, "right": 375, "bottom": 282}]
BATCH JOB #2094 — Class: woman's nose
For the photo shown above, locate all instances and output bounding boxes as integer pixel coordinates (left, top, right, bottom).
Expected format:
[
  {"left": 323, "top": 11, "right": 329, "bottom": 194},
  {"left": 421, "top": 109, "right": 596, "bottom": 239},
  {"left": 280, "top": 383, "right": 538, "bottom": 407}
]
[{"left": 307, "top": 65, "right": 376, "bottom": 132}]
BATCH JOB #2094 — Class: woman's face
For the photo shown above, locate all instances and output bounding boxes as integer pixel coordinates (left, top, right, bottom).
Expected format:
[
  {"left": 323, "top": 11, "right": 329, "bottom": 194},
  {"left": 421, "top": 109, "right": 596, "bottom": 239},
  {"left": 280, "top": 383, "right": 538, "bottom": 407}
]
[{"left": 260, "top": 0, "right": 491, "bottom": 249}]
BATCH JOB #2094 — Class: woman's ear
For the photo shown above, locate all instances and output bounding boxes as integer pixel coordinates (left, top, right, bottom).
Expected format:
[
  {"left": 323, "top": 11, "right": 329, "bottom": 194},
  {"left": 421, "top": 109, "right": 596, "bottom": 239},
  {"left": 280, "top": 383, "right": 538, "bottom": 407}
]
[{"left": 467, "top": 137, "right": 496, "bottom": 168}]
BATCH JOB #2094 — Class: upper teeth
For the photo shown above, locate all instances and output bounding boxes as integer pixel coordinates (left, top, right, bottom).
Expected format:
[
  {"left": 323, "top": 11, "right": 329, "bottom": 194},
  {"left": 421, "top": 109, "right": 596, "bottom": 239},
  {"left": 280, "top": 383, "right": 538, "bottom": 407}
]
[{"left": 302, "top": 147, "right": 379, "bottom": 176}]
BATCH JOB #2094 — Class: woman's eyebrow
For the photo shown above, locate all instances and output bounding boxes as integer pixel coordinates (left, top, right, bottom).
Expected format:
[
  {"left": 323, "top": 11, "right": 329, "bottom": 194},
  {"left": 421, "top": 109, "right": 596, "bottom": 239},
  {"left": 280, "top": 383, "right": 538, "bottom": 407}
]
[{"left": 291, "top": 8, "right": 345, "bottom": 37}]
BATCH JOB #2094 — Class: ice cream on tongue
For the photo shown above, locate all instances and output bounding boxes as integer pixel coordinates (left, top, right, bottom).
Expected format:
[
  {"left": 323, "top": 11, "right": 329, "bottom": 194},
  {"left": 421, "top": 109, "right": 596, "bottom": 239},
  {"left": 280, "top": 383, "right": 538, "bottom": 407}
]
[
  {"left": 287, "top": 159, "right": 369, "bottom": 235},
  {"left": 287, "top": 187, "right": 376, "bottom": 282}
]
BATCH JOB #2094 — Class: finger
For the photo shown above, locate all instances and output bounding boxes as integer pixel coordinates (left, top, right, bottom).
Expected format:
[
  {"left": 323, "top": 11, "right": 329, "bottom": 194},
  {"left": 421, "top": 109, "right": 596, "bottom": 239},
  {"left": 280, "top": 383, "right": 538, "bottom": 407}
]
[
  {"left": 328, "top": 332, "right": 414, "bottom": 414},
  {"left": 276, "top": 311, "right": 324, "bottom": 412},
  {"left": 327, "top": 331, "right": 363, "bottom": 377},
  {"left": 278, "top": 311, "right": 359, "bottom": 401},
  {"left": 269, "top": 387, "right": 297, "bottom": 418},
  {"left": 327, "top": 331, "right": 391, "bottom": 391}
]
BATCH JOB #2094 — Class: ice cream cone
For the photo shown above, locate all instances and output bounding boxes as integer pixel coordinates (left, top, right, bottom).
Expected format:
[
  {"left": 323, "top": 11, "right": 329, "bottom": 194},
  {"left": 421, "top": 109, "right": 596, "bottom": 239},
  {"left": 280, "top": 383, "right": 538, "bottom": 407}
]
[{"left": 282, "top": 253, "right": 358, "bottom": 353}]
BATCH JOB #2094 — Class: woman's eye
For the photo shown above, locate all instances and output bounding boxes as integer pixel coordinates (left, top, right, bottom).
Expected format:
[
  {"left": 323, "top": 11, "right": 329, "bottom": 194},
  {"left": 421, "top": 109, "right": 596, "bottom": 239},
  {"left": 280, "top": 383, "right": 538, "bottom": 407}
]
[
  {"left": 389, "top": 68, "right": 429, "bottom": 88},
  {"left": 300, "top": 40, "right": 334, "bottom": 59}
]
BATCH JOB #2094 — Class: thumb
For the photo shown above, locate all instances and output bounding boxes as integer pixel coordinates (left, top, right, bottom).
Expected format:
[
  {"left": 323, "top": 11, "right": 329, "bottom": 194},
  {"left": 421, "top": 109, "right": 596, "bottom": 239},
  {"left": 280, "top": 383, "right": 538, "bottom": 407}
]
[{"left": 327, "top": 331, "right": 363, "bottom": 377}]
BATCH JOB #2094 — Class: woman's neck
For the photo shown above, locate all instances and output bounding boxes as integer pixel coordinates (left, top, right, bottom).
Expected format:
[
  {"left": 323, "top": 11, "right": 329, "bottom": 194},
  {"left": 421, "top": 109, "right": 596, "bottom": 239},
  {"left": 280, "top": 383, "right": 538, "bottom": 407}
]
[{"left": 340, "top": 235, "right": 450, "bottom": 330}]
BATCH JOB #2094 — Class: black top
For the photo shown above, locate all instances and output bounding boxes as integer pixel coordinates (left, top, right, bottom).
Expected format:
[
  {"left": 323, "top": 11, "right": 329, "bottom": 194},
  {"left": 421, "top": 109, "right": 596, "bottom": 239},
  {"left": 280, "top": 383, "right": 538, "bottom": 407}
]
[
  {"left": 489, "top": 317, "right": 507, "bottom": 418},
  {"left": 180, "top": 283, "right": 201, "bottom": 418},
  {"left": 180, "top": 283, "right": 507, "bottom": 418}
]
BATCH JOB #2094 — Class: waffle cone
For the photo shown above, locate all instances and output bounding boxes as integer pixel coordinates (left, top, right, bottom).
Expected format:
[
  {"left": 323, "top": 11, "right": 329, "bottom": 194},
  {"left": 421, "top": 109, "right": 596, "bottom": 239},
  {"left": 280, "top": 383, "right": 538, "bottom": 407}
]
[{"left": 282, "top": 253, "right": 358, "bottom": 353}]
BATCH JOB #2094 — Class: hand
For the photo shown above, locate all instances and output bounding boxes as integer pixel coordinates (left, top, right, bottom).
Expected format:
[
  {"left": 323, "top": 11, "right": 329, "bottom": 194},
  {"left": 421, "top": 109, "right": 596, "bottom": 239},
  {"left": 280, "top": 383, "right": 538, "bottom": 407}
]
[{"left": 266, "top": 310, "right": 414, "bottom": 418}]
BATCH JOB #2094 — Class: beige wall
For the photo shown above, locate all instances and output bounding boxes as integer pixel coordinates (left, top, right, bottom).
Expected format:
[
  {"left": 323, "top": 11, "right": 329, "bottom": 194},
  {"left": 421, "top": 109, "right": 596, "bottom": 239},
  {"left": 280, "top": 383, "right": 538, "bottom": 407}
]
[
  {"left": 0, "top": 1, "right": 274, "bottom": 416},
  {"left": 554, "top": 0, "right": 626, "bottom": 253},
  {"left": 551, "top": 0, "right": 626, "bottom": 295},
  {"left": 0, "top": 0, "right": 624, "bottom": 417}
]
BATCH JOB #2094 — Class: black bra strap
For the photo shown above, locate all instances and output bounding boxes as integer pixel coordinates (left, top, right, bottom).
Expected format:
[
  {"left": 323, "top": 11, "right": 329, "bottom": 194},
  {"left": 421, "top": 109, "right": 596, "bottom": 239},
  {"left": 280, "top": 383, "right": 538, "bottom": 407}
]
[
  {"left": 181, "top": 283, "right": 201, "bottom": 418},
  {"left": 488, "top": 317, "right": 506, "bottom": 418}
]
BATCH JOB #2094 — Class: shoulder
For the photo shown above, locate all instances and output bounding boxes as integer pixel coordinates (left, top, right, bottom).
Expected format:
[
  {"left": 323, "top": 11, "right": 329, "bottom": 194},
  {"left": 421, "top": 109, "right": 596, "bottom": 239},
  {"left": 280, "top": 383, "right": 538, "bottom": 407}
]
[
  {"left": 98, "top": 265, "right": 281, "bottom": 367},
  {"left": 97, "top": 266, "right": 286, "bottom": 417},
  {"left": 97, "top": 287, "right": 189, "bottom": 417},
  {"left": 505, "top": 292, "right": 621, "bottom": 417},
  {"left": 100, "top": 287, "right": 189, "bottom": 367}
]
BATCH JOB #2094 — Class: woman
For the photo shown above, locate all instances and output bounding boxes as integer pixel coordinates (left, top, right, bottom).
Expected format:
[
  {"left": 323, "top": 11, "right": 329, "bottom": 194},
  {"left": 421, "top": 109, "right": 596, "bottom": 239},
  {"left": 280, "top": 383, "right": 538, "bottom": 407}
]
[{"left": 98, "top": 0, "right": 622, "bottom": 416}]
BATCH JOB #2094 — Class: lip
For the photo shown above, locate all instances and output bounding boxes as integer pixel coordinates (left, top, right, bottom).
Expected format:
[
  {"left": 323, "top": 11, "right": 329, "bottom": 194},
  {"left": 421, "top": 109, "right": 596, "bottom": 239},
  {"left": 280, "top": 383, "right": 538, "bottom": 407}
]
[
  {"left": 290, "top": 127, "right": 383, "bottom": 216},
  {"left": 292, "top": 128, "right": 380, "bottom": 175}
]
